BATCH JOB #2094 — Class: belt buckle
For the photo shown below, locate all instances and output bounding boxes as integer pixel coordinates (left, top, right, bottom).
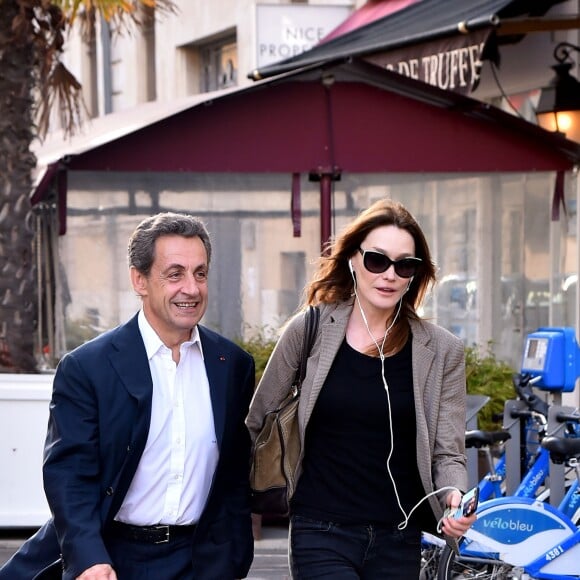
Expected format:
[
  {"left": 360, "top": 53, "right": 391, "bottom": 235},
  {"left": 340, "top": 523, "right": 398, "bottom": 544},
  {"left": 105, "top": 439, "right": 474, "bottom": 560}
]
[{"left": 153, "top": 525, "right": 170, "bottom": 544}]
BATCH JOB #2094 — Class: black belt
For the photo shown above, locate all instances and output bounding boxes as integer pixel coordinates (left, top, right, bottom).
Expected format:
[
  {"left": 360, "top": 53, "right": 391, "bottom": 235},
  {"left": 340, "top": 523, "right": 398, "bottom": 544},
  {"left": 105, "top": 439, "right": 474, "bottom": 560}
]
[{"left": 110, "top": 521, "right": 197, "bottom": 544}]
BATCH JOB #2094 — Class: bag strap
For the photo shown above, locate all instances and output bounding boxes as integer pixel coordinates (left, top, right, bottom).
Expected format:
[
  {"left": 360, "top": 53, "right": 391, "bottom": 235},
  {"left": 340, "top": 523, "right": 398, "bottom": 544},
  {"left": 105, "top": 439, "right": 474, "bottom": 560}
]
[{"left": 293, "top": 305, "right": 320, "bottom": 395}]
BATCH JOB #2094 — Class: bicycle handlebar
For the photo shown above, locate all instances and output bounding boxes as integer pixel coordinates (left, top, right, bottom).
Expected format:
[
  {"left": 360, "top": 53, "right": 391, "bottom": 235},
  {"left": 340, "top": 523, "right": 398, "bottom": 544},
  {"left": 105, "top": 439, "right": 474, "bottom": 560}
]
[{"left": 512, "top": 373, "right": 550, "bottom": 417}]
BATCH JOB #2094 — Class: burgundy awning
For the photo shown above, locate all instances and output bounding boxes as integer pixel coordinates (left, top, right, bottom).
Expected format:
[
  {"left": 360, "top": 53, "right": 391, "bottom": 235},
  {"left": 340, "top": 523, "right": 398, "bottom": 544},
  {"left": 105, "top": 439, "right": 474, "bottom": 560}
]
[
  {"left": 63, "top": 60, "right": 580, "bottom": 174},
  {"left": 33, "top": 58, "right": 580, "bottom": 246}
]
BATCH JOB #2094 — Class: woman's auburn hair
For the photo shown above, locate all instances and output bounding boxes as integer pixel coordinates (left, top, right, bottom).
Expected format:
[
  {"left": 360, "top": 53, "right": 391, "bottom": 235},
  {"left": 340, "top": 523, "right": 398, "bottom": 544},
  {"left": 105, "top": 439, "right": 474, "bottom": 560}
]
[{"left": 304, "top": 199, "right": 437, "bottom": 354}]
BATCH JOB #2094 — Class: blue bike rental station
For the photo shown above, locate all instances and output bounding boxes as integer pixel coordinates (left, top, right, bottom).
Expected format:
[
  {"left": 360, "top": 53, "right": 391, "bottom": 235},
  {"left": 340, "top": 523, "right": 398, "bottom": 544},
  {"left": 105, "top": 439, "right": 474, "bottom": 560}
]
[
  {"left": 453, "top": 327, "right": 580, "bottom": 579},
  {"left": 521, "top": 327, "right": 580, "bottom": 394}
]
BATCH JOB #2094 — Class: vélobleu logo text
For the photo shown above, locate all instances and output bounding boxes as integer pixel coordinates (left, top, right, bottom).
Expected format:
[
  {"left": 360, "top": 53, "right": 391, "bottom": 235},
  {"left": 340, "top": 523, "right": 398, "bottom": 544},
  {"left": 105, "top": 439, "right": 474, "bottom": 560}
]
[
  {"left": 521, "top": 469, "right": 546, "bottom": 497},
  {"left": 474, "top": 510, "right": 565, "bottom": 544}
]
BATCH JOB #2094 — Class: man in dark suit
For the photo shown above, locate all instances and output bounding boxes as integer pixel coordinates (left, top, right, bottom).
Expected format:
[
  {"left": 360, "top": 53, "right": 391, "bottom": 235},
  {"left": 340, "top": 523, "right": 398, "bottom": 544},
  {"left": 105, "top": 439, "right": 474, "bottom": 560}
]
[{"left": 0, "top": 213, "right": 255, "bottom": 579}]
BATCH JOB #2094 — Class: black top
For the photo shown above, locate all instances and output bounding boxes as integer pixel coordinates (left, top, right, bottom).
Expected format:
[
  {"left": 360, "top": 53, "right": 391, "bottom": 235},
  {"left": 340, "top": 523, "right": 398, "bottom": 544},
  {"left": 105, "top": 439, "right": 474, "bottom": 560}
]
[{"left": 292, "top": 335, "right": 430, "bottom": 528}]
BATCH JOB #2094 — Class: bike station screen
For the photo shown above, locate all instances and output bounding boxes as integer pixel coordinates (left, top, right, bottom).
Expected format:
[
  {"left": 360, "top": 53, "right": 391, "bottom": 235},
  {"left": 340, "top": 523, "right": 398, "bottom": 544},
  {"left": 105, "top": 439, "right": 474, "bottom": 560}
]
[
  {"left": 520, "top": 327, "right": 580, "bottom": 392},
  {"left": 522, "top": 337, "right": 548, "bottom": 371}
]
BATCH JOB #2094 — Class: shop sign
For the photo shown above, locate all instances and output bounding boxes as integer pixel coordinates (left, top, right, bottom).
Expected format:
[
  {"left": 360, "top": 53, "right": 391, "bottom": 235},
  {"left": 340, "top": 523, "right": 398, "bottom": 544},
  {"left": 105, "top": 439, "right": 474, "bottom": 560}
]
[
  {"left": 365, "top": 28, "right": 493, "bottom": 95},
  {"left": 256, "top": 4, "right": 350, "bottom": 68}
]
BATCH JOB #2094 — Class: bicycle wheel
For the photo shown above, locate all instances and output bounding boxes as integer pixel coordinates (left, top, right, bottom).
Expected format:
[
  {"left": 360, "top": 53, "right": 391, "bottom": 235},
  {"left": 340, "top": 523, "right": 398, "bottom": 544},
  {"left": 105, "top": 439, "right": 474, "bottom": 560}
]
[
  {"left": 420, "top": 544, "right": 442, "bottom": 579},
  {"left": 437, "top": 545, "right": 521, "bottom": 579}
]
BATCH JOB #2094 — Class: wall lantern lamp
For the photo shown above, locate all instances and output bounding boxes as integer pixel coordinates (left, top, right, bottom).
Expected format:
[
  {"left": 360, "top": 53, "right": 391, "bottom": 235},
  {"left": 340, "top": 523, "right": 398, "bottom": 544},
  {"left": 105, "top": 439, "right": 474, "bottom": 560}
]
[{"left": 536, "top": 42, "right": 580, "bottom": 143}]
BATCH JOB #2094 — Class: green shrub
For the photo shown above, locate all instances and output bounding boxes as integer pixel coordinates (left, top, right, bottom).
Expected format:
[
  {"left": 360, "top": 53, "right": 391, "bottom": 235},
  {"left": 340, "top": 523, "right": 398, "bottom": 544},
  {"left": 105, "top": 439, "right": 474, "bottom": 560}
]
[
  {"left": 465, "top": 344, "right": 515, "bottom": 431},
  {"left": 235, "top": 331, "right": 277, "bottom": 387}
]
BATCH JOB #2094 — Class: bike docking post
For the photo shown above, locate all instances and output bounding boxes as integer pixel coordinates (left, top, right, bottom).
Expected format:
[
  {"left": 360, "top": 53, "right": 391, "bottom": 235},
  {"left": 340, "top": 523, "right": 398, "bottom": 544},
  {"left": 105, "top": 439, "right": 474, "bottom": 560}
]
[
  {"left": 466, "top": 394, "right": 490, "bottom": 489},
  {"left": 547, "top": 403, "right": 578, "bottom": 506},
  {"left": 502, "top": 398, "right": 531, "bottom": 495}
]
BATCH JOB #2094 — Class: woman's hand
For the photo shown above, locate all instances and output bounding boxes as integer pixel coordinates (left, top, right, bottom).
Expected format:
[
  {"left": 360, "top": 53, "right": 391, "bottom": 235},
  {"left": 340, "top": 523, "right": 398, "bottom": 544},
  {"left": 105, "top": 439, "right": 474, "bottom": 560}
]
[{"left": 440, "top": 490, "right": 477, "bottom": 539}]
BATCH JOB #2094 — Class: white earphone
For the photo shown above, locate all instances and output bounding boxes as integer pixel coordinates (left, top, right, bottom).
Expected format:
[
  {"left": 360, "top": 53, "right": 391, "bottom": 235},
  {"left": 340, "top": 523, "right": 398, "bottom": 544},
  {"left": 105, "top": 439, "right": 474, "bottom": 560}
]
[
  {"left": 347, "top": 265, "right": 452, "bottom": 530},
  {"left": 348, "top": 259, "right": 355, "bottom": 278}
]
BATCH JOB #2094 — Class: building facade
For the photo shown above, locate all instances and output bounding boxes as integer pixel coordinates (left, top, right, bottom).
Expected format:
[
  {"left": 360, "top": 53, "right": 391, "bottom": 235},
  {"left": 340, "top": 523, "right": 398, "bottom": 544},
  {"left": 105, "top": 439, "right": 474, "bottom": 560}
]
[{"left": 34, "top": 1, "right": 580, "bottom": 402}]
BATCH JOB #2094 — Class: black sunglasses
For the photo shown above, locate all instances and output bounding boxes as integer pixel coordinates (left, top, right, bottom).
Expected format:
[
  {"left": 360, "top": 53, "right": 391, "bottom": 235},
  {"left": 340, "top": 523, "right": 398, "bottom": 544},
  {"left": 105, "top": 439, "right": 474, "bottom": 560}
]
[{"left": 358, "top": 247, "right": 422, "bottom": 278}]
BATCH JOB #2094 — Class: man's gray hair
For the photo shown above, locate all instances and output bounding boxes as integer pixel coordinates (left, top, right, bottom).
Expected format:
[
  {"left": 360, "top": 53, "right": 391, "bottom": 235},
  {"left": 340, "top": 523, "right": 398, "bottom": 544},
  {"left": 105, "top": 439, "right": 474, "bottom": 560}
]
[{"left": 128, "top": 212, "right": 212, "bottom": 275}]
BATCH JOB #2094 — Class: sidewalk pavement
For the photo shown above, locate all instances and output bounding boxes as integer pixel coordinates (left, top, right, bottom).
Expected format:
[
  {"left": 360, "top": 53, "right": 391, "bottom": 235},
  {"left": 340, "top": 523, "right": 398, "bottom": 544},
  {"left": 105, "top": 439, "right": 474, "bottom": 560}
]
[
  {"left": 248, "top": 522, "right": 290, "bottom": 580},
  {"left": 253, "top": 521, "right": 289, "bottom": 549}
]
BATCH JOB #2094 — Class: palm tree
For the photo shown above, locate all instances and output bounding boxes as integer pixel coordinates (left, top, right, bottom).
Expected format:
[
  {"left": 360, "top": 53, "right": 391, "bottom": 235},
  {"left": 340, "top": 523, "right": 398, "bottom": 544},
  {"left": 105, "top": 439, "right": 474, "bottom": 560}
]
[{"left": 0, "top": 0, "right": 176, "bottom": 372}]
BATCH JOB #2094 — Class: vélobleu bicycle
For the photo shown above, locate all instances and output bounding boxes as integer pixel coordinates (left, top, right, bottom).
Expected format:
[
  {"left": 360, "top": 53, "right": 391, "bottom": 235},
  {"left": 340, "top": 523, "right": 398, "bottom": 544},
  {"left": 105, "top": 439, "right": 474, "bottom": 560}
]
[
  {"left": 437, "top": 433, "right": 580, "bottom": 579},
  {"left": 435, "top": 327, "right": 580, "bottom": 579},
  {"left": 420, "top": 374, "right": 559, "bottom": 580}
]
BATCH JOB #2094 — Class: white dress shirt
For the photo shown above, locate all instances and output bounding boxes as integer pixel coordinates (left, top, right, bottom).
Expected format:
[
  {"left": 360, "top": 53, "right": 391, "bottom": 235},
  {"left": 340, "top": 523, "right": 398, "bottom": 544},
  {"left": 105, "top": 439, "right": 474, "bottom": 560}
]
[{"left": 115, "top": 311, "right": 219, "bottom": 525}]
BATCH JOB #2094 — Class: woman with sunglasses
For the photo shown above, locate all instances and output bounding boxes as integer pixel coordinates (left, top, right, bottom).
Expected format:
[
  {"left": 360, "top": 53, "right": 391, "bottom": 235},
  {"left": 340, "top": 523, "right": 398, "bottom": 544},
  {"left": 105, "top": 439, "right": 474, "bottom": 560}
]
[{"left": 246, "top": 198, "right": 475, "bottom": 578}]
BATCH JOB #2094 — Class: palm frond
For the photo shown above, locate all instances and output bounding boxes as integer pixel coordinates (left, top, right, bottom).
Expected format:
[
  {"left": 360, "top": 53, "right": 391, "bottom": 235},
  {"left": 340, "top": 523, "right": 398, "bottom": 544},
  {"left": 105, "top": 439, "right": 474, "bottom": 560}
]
[
  {"left": 55, "top": 0, "right": 178, "bottom": 28},
  {"left": 24, "top": 0, "right": 178, "bottom": 137},
  {"left": 37, "top": 62, "right": 86, "bottom": 139}
]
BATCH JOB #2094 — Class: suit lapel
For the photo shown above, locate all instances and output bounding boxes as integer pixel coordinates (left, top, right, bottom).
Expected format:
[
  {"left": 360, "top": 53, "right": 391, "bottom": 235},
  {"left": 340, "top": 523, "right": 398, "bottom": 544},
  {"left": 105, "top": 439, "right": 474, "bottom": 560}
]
[
  {"left": 108, "top": 314, "right": 153, "bottom": 468},
  {"left": 107, "top": 318, "right": 229, "bottom": 449},
  {"left": 199, "top": 326, "right": 227, "bottom": 448},
  {"left": 101, "top": 315, "right": 154, "bottom": 519},
  {"left": 108, "top": 314, "right": 153, "bottom": 405}
]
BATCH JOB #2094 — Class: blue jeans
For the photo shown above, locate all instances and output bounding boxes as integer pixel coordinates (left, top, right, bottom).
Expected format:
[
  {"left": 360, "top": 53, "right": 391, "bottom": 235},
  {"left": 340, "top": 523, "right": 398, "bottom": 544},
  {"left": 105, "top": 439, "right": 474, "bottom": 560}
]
[{"left": 289, "top": 515, "right": 421, "bottom": 579}]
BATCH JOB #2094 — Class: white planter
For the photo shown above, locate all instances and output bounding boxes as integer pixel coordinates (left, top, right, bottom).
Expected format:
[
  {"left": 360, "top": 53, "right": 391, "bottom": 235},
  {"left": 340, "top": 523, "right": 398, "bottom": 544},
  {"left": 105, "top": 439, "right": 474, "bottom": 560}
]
[{"left": 0, "top": 373, "right": 54, "bottom": 527}]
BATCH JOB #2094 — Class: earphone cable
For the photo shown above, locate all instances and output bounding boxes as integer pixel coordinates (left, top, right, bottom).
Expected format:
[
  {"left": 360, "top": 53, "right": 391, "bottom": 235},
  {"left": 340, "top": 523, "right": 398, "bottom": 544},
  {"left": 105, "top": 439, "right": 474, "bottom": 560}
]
[{"left": 353, "top": 283, "right": 459, "bottom": 530}]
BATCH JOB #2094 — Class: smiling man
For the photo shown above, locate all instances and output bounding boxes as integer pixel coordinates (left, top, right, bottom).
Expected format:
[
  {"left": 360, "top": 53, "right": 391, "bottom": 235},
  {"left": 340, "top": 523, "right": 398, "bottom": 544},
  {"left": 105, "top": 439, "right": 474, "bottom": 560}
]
[{"left": 0, "top": 213, "right": 255, "bottom": 580}]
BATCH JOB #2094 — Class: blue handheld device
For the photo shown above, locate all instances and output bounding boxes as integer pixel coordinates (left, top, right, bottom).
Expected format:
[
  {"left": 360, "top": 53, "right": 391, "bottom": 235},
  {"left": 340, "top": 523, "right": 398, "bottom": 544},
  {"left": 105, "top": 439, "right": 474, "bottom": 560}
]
[{"left": 520, "top": 326, "right": 580, "bottom": 392}]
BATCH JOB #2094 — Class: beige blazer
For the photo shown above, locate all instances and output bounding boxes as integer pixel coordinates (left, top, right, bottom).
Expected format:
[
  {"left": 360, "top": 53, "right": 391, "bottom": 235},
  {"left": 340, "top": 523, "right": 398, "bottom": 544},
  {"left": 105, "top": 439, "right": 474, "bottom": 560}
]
[{"left": 246, "top": 300, "right": 468, "bottom": 523}]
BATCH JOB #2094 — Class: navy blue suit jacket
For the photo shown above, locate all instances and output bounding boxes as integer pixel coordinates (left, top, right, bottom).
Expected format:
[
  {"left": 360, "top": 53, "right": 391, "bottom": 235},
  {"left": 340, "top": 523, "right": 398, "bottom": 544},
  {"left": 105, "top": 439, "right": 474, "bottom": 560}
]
[{"left": 0, "top": 314, "right": 255, "bottom": 579}]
